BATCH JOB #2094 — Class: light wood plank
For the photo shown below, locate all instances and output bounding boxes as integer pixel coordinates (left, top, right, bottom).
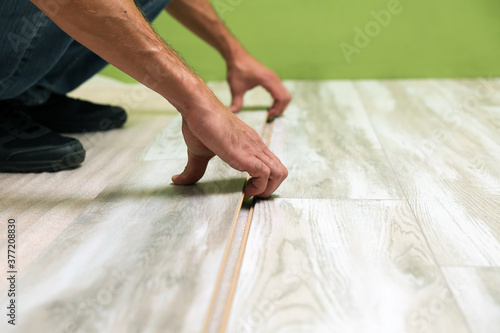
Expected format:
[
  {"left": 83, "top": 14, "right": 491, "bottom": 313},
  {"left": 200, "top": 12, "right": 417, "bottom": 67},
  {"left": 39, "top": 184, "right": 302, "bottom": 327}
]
[
  {"left": 228, "top": 199, "right": 469, "bottom": 333},
  {"left": 269, "top": 81, "right": 403, "bottom": 199},
  {"left": 2, "top": 78, "right": 497, "bottom": 332},
  {"left": 1, "top": 158, "right": 247, "bottom": 333},
  {"left": 442, "top": 267, "right": 500, "bottom": 333},
  {"left": 0, "top": 113, "right": 174, "bottom": 288},
  {"left": 356, "top": 79, "right": 500, "bottom": 266}
]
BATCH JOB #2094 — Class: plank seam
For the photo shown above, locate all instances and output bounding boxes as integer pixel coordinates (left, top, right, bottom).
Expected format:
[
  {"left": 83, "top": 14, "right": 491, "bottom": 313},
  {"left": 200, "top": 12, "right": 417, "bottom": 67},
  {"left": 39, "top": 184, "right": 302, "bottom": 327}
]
[{"left": 203, "top": 116, "right": 275, "bottom": 333}]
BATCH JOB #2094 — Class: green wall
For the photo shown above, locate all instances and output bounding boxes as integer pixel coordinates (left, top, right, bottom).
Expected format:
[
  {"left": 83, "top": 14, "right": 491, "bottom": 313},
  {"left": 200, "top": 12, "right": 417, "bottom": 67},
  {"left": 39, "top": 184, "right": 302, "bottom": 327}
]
[{"left": 101, "top": 0, "right": 500, "bottom": 82}]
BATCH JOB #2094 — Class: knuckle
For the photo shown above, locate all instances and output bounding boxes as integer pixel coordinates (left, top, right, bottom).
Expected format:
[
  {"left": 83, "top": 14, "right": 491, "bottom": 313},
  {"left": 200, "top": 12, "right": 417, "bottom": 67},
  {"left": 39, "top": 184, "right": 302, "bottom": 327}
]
[
  {"left": 264, "top": 71, "right": 277, "bottom": 81},
  {"left": 259, "top": 164, "right": 271, "bottom": 178},
  {"left": 227, "top": 156, "right": 245, "bottom": 172},
  {"left": 281, "top": 167, "right": 289, "bottom": 180},
  {"left": 263, "top": 166, "right": 271, "bottom": 178}
]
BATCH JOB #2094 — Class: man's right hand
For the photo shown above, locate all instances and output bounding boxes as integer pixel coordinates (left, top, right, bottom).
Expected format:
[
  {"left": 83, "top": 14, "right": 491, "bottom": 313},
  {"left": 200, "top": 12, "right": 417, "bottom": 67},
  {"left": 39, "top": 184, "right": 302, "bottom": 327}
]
[
  {"left": 172, "top": 91, "right": 288, "bottom": 198},
  {"left": 30, "top": 0, "right": 288, "bottom": 197}
]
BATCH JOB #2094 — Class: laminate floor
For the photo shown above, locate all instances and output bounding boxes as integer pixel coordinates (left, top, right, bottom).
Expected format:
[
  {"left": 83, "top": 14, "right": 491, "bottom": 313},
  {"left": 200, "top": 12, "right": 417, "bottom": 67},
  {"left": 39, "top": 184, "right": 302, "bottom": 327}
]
[{"left": 1, "top": 77, "right": 498, "bottom": 333}]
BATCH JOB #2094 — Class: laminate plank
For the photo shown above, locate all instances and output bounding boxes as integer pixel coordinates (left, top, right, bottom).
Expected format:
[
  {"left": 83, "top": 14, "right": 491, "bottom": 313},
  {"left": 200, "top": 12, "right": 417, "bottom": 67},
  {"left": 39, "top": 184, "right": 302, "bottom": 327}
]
[
  {"left": 442, "top": 267, "right": 500, "bottom": 333},
  {"left": 3, "top": 78, "right": 497, "bottom": 333},
  {"left": 356, "top": 79, "right": 500, "bottom": 266},
  {"left": 1, "top": 158, "right": 247, "bottom": 333},
  {"left": 268, "top": 81, "right": 404, "bottom": 199},
  {"left": 0, "top": 113, "right": 174, "bottom": 288},
  {"left": 227, "top": 199, "right": 469, "bottom": 333}
]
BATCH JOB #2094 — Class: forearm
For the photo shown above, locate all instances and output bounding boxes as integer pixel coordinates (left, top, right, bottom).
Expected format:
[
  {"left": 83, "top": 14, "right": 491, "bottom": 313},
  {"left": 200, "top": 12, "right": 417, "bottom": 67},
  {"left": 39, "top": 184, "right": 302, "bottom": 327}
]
[
  {"left": 30, "top": 0, "right": 214, "bottom": 116},
  {"left": 166, "top": 0, "right": 247, "bottom": 64}
]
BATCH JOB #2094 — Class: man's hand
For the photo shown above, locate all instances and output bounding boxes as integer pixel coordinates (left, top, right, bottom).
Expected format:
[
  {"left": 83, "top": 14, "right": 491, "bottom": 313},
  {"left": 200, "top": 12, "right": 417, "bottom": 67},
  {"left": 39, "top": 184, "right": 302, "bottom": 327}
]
[
  {"left": 227, "top": 52, "right": 291, "bottom": 118},
  {"left": 172, "top": 89, "right": 288, "bottom": 198},
  {"left": 32, "top": 0, "right": 288, "bottom": 197},
  {"left": 166, "top": 0, "right": 291, "bottom": 118}
]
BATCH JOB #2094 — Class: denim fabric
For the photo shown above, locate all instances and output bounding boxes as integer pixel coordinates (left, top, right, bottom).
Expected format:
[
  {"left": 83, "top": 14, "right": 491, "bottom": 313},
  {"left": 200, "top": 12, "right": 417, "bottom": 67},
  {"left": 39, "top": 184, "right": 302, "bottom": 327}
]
[{"left": 0, "top": 0, "right": 170, "bottom": 105}]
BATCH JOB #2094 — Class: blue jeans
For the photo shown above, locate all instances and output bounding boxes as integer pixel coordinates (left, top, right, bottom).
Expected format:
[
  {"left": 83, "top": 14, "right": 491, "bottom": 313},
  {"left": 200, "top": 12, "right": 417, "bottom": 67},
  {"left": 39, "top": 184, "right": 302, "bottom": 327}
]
[{"left": 0, "top": 0, "right": 170, "bottom": 105}]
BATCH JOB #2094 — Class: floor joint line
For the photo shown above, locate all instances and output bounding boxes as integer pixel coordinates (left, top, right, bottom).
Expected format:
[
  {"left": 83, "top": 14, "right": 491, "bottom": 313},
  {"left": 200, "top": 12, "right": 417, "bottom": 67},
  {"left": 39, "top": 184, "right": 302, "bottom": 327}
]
[{"left": 203, "top": 114, "right": 275, "bottom": 333}]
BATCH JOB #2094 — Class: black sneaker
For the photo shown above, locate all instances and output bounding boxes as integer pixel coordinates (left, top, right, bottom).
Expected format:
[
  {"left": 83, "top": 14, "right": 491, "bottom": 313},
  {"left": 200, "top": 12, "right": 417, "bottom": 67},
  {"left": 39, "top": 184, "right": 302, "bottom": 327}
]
[
  {"left": 21, "top": 93, "right": 127, "bottom": 133},
  {"left": 0, "top": 105, "right": 85, "bottom": 173}
]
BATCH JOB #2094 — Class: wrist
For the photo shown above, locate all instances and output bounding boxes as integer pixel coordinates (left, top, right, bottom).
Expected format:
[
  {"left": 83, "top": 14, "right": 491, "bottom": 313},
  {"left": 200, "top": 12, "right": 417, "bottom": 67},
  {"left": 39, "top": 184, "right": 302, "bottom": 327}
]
[
  {"left": 170, "top": 77, "right": 227, "bottom": 120},
  {"left": 167, "top": 76, "right": 209, "bottom": 116},
  {"left": 223, "top": 43, "right": 250, "bottom": 67}
]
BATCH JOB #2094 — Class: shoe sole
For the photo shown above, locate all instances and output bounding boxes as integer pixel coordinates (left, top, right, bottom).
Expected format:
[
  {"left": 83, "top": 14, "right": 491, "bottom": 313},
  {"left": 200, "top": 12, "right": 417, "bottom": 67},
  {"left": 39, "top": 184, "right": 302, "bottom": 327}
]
[{"left": 0, "top": 145, "right": 86, "bottom": 173}]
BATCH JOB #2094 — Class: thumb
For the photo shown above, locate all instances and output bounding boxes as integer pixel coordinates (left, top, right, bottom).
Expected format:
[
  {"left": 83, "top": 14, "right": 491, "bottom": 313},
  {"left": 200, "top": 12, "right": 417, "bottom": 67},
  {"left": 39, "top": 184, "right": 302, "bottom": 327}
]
[
  {"left": 172, "top": 150, "right": 213, "bottom": 185},
  {"left": 229, "top": 91, "right": 244, "bottom": 113}
]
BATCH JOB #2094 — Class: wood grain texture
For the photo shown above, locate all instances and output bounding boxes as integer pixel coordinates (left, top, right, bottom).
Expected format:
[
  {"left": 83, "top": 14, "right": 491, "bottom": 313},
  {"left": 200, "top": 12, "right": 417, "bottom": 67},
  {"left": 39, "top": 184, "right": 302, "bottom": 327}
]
[
  {"left": 228, "top": 199, "right": 470, "bottom": 333},
  {"left": 1, "top": 105, "right": 268, "bottom": 333},
  {"left": 0, "top": 113, "right": 174, "bottom": 289},
  {"left": 269, "top": 81, "right": 404, "bottom": 199},
  {"left": 441, "top": 267, "right": 500, "bottom": 333},
  {"left": 356, "top": 79, "right": 500, "bottom": 266},
  {"left": 1, "top": 79, "right": 498, "bottom": 332},
  {"left": 2, "top": 159, "right": 247, "bottom": 333}
]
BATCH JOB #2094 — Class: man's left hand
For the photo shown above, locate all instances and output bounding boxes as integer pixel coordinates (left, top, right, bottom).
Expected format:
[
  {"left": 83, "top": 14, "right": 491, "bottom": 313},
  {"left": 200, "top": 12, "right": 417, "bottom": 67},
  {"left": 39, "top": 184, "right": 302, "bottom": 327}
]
[{"left": 227, "top": 52, "right": 291, "bottom": 118}]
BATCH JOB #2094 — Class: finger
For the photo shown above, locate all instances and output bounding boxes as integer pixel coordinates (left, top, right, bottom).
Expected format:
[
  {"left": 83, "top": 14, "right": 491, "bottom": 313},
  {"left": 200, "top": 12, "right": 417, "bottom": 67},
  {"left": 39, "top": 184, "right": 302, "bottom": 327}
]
[
  {"left": 267, "top": 90, "right": 291, "bottom": 118},
  {"left": 261, "top": 75, "right": 291, "bottom": 117},
  {"left": 256, "top": 151, "right": 288, "bottom": 198},
  {"left": 229, "top": 91, "right": 244, "bottom": 113},
  {"left": 243, "top": 158, "right": 271, "bottom": 198},
  {"left": 172, "top": 150, "right": 213, "bottom": 185}
]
